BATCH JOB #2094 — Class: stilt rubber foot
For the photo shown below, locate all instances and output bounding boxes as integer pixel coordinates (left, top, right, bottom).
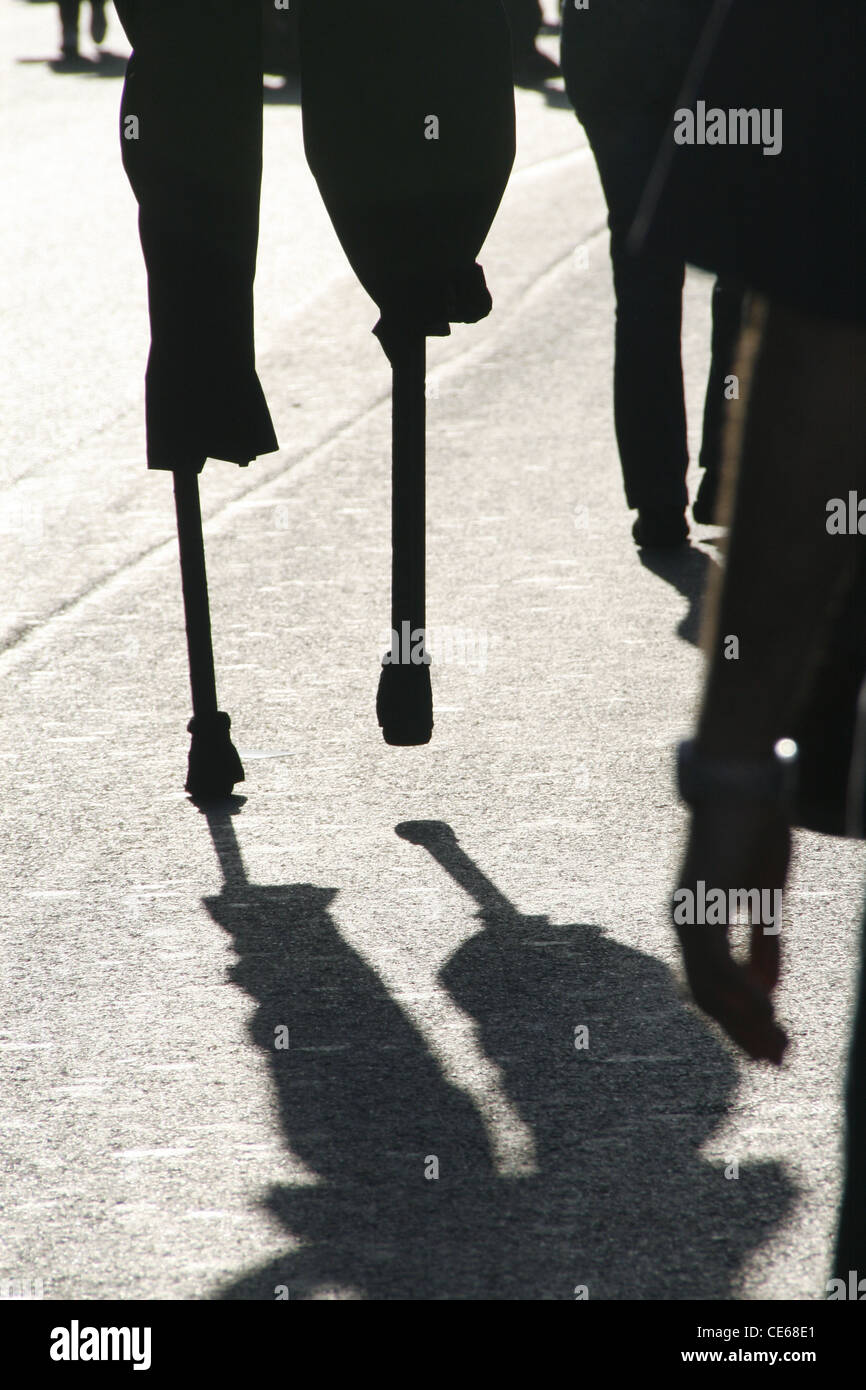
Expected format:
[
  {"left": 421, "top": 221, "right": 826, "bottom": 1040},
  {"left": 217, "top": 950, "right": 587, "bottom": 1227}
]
[
  {"left": 185, "top": 711, "right": 245, "bottom": 800},
  {"left": 376, "top": 660, "right": 433, "bottom": 746}
]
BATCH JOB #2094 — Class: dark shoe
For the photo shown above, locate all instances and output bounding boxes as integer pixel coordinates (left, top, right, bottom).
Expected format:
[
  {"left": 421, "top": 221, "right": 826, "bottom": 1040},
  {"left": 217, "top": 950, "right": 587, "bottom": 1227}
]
[
  {"left": 90, "top": 3, "right": 107, "bottom": 45},
  {"left": 691, "top": 468, "right": 720, "bottom": 524},
  {"left": 512, "top": 47, "right": 560, "bottom": 85},
  {"left": 632, "top": 508, "right": 689, "bottom": 549}
]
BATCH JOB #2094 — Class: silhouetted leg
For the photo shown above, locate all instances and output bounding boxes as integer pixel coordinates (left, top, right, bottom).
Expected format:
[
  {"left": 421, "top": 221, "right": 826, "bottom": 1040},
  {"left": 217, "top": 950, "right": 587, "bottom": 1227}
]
[
  {"left": 377, "top": 335, "right": 433, "bottom": 746},
  {"left": 58, "top": 0, "right": 81, "bottom": 55},
  {"left": 90, "top": 0, "right": 107, "bottom": 46},
  {"left": 575, "top": 110, "right": 690, "bottom": 525},
  {"left": 610, "top": 227, "right": 689, "bottom": 514},
  {"left": 173, "top": 470, "right": 244, "bottom": 799},
  {"left": 501, "top": 0, "right": 557, "bottom": 81},
  {"left": 693, "top": 278, "right": 746, "bottom": 522},
  {"left": 500, "top": 0, "right": 542, "bottom": 50}
]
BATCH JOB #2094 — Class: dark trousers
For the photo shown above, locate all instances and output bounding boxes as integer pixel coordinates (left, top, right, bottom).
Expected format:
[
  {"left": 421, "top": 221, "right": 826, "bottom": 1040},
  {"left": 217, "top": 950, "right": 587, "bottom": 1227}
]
[
  {"left": 500, "top": 0, "right": 543, "bottom": 55},
  {"left": 574, "top": 106, "right": 743, "bottom": 513},
  {"left": 58, "top": 0, "right": 103, "bottom": 27}
]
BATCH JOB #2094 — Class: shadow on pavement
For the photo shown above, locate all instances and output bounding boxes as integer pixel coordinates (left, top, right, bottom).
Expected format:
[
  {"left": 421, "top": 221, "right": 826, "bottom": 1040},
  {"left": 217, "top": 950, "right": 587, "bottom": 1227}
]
[
  {"left": 19, "top": 50, "right": 300, "bottom": 105},
  {"left": 18, "top": 49, "right": 128, "bottom": 76},
  {"left": 519, "top": 79, "right": 572, "bottom": 111},
  {"left": 639, "top": 541, "right": 721, "bottom": 646},
  {"left": 201, "top": 810, "right": 793, "bottom": 1299}
]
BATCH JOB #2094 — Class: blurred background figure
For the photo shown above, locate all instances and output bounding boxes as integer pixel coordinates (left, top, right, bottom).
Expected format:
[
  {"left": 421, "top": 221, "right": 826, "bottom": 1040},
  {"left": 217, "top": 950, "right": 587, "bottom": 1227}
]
[
  {"left": 561, "top": 0, "right": 742, "bottom": 548},
  {"left": 58, "top": 0, "right": 107, "bottom": 60},
  {"left": 659, "top": 0, "right": 866, "bottom": 1282},
  {"left": 501, "top": 0, "right": 560, "bottom": 84}
]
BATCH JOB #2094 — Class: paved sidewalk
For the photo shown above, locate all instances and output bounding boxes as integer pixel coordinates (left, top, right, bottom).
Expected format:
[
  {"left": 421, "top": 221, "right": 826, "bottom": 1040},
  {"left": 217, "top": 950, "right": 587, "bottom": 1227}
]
[{"left": 2, "top": 0, "right": 864, "bottom": 1301}]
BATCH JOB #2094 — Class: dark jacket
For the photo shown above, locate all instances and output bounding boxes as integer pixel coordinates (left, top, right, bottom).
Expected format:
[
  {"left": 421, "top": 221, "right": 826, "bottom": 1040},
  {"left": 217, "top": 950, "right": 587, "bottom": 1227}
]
[
  {"left": 300, "top": 0, "right": 515, "bottom": 357},
  {"left": 115, "top": 0, "right": 515, "bottom": 466},
  {"left": 643, "top": 0, "right": 866, "bottom": 325},
  {"left": 561, "top": 0, "right": 714, "bottom": 122},
  {"left": 115, "top": 0, "right": 277, "bottom": 470}
]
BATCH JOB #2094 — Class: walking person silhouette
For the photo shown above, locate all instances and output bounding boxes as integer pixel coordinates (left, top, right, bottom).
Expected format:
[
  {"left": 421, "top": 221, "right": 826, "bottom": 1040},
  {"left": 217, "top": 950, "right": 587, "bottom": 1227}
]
[
  {"left": 501, "top": 0, "right": 560, "bottom": 85},
  {"left": 561, "top": 0, "right": 743, "bottom": 547},
  {"left": 653, "top": 0, "right": 866, "bottom": 1286},
  {"left": 57, "top": 0, "right": 108, "bottom": 60}
]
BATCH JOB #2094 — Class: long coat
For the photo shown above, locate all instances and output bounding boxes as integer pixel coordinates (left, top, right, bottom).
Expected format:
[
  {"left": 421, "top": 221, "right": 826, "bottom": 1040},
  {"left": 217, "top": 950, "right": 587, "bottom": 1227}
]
[
  {"left": 115, "top": 0, "right": 278, "bottom": 471},
  {"left": 115, "top": 0, "right": 515, "bottom": 467},
  {"left": 561, "top": 0, "right": 714, "bottom": 124},
  {"left": 643, "top": 0, "right": 866, "bottom": 325}
]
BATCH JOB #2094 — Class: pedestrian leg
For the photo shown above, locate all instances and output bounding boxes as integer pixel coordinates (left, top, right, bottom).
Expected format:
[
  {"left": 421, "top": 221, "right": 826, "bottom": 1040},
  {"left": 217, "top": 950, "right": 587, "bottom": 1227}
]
[
  {"left": 500, "top": 0, "right": 558, "bottom": 83},
  {"left": 693, "top": 278, "right": 746, "bottom": 523},
  {"left": 90, "top": 0, "right": 107, "bottom": 46},
  {"left": 576, "top": 112, "right": 691, "bottom": 546},
  {"left": 609, "top": 225, "right": 690, "bottom": 534},
  {"left": 58, "top": 0, "right": 81, "bottom": 58}
]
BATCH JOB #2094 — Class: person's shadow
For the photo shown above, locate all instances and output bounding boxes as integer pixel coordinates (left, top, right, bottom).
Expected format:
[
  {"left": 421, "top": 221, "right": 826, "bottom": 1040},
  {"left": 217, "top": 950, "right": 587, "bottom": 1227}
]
[
  {"left": 204, "top": 811, "right": 793, "bottom": 1299},
  {"left": 21, "top": 50, "right": 300, "bottom": 102},
  {"left": 639, "top": 541, "right": 721, "bottom": 646},
  {"left": 18, "top": 49, "right": 129, "bottom": 77},
  {"left": 520, "top": 77, "right": 573, "bottom": 112}
]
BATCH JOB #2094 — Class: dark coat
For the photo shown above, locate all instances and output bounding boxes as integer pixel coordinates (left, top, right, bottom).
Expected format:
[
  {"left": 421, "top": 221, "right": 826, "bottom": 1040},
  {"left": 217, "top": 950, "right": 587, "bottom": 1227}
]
[
  {"left": 299, "top": 0, "right": 515, "bottom": 359},
  {"left": 641, "top": 0, "right": 866, "bottom": 325},
  {"left": 115, "top": 0, "right": 278, "bottom": 471},
  {"left": 115, "top": 0, "right": 515, "bottom": 465},
  {"left": 561, "top": 0, "right": 714, "bottom": 123}
]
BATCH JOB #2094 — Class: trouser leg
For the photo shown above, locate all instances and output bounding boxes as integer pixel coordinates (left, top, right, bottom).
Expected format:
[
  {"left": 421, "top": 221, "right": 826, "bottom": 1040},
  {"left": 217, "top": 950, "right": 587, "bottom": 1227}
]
[
  {"left": 578, "top": 110, "right": 690, "bottom": 513},
  {"left": 500, "top": 0, "right": 543, "bottom": 55},
  {"left": 58, "top": 0, "right": 80, "bottom": 40},
  {"left": 699, "top": 278, "right": 746, "bottom": 476},
  {"left": 608, "top": 225, "right": 689, "bottom": 512}
]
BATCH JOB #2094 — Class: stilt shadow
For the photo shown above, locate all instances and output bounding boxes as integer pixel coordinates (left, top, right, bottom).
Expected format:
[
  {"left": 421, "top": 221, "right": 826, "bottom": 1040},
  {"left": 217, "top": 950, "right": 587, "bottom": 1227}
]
[{"left": 203, "top": 811, "right": 793, "bottom": 1299}]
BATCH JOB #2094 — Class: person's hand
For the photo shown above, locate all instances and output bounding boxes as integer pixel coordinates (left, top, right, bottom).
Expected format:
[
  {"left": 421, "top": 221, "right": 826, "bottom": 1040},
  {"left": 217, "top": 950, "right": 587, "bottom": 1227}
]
[{"left": 674, "top": 799, "right": 791, "bottom": 1064}]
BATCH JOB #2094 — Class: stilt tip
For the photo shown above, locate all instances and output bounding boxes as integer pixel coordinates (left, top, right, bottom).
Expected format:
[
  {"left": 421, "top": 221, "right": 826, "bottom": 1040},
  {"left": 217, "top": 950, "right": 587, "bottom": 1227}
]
[
  {"left": 376, "top": 660, "right": 434, "bottom": 745},
  {"left": 185, "top": 711, "right": 245, "bottom": 801}
]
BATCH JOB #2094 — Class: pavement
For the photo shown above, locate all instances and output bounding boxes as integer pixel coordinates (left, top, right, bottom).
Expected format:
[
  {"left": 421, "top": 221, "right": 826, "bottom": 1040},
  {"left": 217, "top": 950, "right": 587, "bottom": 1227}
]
[{"left": 1, "top": 0, "right": 864, "bottom": 1301}]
